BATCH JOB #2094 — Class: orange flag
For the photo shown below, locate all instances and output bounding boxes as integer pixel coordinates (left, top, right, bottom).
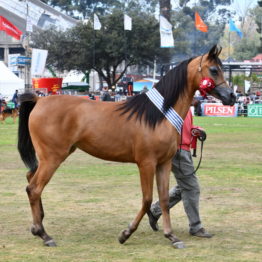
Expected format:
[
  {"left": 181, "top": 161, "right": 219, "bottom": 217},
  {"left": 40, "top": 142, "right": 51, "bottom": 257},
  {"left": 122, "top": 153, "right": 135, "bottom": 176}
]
[{"left": 195, "top": 12, "right": 208, "bottom": 33}]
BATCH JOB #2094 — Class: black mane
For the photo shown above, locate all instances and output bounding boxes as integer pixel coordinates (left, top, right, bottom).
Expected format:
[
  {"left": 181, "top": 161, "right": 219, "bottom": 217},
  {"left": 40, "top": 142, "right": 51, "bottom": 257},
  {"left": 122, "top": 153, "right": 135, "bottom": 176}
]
[{"left": 118, "top": 57, "right": 194, "bottom": 128}]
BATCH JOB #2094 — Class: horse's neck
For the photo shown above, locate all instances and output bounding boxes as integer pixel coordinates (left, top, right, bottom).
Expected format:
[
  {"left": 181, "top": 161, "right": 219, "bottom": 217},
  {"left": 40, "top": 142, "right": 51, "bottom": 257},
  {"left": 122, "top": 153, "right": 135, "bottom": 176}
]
[{"left": 174, "top": 92, "right": 195, "bottom": 120}]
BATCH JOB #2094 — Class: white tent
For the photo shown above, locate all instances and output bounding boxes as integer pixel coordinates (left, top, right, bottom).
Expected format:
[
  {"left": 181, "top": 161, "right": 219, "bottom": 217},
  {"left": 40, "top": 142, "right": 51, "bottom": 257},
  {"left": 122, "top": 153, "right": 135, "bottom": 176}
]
[
  {"left": 62, "top": 70, "right": 86, "bottom": 86},
  {"left": 0, "top": 61, "right": 24, "bottom": 99}
]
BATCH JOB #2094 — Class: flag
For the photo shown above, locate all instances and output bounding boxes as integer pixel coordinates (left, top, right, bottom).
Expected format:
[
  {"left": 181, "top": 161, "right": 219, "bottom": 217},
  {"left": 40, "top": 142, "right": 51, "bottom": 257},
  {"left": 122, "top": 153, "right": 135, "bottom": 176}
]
[
  {"left": 159, "top": 15, "right": 174, "bottom": 48},
  {"left": 0, "top": 16, "right": 23, "bottom": 40},
  {"left": 195, "top": 12, "right": 208, "bottom": 32},
  {"left": 229, "top": 18, "right": 243, "bottom": 38},
  {"left": 124, "top": 14, "right": 132, "bottom": 31},
  {"left": 93, "top": 14, "right": 101, "bottom": 30}
]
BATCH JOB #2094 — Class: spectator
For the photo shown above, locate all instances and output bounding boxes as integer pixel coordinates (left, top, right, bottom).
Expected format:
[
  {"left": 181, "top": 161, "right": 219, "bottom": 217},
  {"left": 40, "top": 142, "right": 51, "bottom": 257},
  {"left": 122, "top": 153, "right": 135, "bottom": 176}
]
[
  {"left": 101, "top": 87, "right": 111, "bottom": 101},
  {"left": 12, "top": 90, "right": 19, "bottom": 108}
]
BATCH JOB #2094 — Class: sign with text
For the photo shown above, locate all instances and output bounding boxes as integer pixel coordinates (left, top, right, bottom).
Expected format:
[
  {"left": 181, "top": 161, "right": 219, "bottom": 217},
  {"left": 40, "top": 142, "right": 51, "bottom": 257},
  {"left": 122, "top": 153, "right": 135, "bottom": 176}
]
[
  {"left": 248, "top": 104, "right": 262, "bottom": 117},
  {"left": 201, "top": 103, "right": 238, "bottom": 117}
]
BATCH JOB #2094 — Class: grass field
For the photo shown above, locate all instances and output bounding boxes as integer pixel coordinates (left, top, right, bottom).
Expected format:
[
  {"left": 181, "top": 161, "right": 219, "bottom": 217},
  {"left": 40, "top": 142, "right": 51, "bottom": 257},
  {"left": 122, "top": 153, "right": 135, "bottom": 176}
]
[{"left": 0, "top": 116, "right": 261, "bottom": 262}]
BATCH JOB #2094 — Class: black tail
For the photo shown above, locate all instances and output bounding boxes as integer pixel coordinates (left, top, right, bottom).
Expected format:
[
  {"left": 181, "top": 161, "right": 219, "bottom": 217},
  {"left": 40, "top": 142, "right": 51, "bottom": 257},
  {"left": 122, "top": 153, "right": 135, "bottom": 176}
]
[{"left": 18, "top": 92, "right": 38, "bottom": 172}]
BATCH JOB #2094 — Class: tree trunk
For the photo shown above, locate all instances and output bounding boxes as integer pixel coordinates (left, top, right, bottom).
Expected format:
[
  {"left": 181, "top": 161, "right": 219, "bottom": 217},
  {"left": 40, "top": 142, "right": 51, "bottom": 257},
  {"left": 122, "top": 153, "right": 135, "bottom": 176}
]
[{"left": 159, "top": 0, "right": 171, "bottom": 21}]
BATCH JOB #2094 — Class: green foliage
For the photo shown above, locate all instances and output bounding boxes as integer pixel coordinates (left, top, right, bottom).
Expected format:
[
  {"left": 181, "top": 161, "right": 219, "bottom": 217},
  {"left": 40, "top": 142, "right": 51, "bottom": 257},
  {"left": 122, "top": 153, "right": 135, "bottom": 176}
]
[
  {"left": 233, "top": 37, "right": 259, "bottom": 61},
  {"left": 31, "top": 10, "right": 166, "bottom": 87},
  {"left": 252, "top": 3, "right": 262, "bottom": 52},
  {"left": 232, "top": 73, "right": 261, "bottom": 88},
  {"left": 43, "top": 0, "right": 158, "bottom": 18},
  {"left": 232, "top": 74, "right": 245, "bottom": 87}
]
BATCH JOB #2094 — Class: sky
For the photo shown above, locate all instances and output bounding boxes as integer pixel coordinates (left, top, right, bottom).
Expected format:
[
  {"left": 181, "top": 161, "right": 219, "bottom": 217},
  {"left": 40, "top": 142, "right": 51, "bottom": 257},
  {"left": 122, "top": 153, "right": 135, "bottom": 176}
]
[
  {"left": 171, "top": 0, "right": 256, "bottom": 10},
  {"left": 170, "top": 0, "right": 257, "bottom": 21}
]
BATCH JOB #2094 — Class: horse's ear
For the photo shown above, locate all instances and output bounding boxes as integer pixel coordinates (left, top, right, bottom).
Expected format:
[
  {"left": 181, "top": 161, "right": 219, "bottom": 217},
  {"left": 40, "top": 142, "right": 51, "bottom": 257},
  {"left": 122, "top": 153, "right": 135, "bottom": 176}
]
[{"left": 208, "top": 44, "right": 222, "bottom": 60}]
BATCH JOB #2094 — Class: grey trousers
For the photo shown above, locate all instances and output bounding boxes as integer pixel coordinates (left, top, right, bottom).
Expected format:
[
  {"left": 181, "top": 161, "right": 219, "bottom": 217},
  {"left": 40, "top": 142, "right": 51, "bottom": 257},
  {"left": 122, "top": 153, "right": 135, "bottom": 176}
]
[{"left": 150, "top": 149, "right": 202, "bottom": 234}]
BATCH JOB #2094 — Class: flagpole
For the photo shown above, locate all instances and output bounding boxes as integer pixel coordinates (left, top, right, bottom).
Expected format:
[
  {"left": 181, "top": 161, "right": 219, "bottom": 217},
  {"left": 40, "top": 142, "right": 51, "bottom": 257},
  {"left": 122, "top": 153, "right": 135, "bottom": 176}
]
[
  {"left": 194, "top": 0, "right": 196, "bottom": 56},
  {"left": 92, "top": 10, "right": 96, "bottom": 92},
  {"left": 228, "top": 24, "right": 231, "bottom": 87},
  {"left": 23, "top": 0, "right": 31, "bottom": 89},
  {"left": 124, "top": 2, "right": 129, "bottom": 70}
]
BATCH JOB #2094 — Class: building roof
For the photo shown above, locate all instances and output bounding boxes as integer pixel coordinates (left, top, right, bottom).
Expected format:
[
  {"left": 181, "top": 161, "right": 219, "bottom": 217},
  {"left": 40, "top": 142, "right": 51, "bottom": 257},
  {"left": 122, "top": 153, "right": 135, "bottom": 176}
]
[
  {"left": 252, "top": 54, "right": 262, "bottom": 61},
  {"left": 0, "top": 0, "right": 78, "bottom": 35}
]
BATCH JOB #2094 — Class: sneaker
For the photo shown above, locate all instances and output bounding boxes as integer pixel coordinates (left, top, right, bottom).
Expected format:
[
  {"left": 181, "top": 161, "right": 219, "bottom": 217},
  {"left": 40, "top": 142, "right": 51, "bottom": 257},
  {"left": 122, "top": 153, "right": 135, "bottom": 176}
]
[
  {"left": 147, "top": 210, "right": 159, "bottom": 231},
  {"left": 190, "top": 228, "right": 214, "bottom": 238}
]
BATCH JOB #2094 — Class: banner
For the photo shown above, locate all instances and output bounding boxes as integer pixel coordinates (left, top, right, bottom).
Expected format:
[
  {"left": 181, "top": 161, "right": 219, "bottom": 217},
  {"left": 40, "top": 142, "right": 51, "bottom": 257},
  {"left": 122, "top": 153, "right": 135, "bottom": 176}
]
[
  {"left": 248, "top": 104, "right": 262, "bottom": 117},
  {"left": 94, "top": 14, "right": 101, "bottom": 30},
  {"left": 124, "top": 14, "right": 132, "bottom": 30},
  {"left": 201, "top": 103, "right": 238, "bottom": 117},
  {"left": 31, "top": 48, "right": 48, "bottom": 76},
  {"left": 0, "top": 16, "right": 23, "bottom": 40},
  {"left": 159, "top": 15, "right": 174, "bottom": 48},
  {"left": 195, "top": 12, "right": 208, "bottom": 32}
]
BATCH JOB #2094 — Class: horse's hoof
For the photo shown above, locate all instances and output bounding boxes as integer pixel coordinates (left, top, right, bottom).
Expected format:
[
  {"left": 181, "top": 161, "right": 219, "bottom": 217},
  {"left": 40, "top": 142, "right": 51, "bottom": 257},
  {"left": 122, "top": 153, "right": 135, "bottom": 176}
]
[
  {"left": 118, "top": 229, "right": 130, "bottom": 244},
  {"left": 118, "top": 230, "right": 126, "bottom": 244},
  {"left": 44, "top": 239, "right": 57, "bottom": 247},
  {"left": 172, "top": 241, "right": 185, "bottom": 249}
]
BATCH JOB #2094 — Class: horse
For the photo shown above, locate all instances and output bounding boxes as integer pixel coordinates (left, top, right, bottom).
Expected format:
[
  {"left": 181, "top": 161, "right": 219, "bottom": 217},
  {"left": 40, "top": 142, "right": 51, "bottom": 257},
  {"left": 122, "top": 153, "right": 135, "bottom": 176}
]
[
  {"left": 0, "top": 108, "right": 19, "bottom": 124},
  {"left": 17, "top": 45, "right": 236, "bottom": 248}
]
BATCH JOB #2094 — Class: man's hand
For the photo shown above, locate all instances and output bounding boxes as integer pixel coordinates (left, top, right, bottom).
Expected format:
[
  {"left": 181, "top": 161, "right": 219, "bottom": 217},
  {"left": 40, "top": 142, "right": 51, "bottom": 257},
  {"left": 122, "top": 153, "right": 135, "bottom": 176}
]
[{"left": 191, "top": 128, "right": 207, "bottom": 141}]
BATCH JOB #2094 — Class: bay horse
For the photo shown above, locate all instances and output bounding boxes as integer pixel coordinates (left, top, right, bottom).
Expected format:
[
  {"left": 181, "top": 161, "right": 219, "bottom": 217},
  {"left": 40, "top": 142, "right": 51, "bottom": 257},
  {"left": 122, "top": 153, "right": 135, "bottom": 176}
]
[{"left": 18, "top": 45, "right": 236, "bottom": 248}]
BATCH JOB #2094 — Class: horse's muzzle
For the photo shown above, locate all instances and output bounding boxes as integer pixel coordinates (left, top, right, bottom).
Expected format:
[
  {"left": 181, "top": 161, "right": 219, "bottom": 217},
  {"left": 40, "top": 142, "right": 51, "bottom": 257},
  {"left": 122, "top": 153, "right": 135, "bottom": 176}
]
[{"left": 210, "top": 86, "right": 236, "bottom": 106}]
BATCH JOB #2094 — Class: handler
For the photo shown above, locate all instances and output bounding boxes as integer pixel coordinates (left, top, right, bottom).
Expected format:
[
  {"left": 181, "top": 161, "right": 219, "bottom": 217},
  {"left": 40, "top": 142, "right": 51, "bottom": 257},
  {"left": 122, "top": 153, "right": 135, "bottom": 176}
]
[{"left": 147, "top": 109, "right": 213, "bottom": 238}]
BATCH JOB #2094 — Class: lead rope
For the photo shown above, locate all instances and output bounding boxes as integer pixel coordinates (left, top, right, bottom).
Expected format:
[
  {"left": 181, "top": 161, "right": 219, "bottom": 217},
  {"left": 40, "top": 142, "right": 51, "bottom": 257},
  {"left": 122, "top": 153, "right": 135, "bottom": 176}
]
[{"left": 178, "top": 128, "right": 205, "bottom": 176}]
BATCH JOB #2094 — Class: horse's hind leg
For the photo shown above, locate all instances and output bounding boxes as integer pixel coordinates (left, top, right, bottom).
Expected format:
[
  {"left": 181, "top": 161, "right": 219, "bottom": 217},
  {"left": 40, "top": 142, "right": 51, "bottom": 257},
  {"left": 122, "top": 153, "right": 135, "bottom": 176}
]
[
  {"left": 155, "top": 162, "right": 185, "bottom": 248},
  {"left": 26, "top": 159, "right": 61, "bottom": 247},
  {"left": 118, "top": 162, "right": 155, "bottom": 244},
  {"left": 26, "top": 170, "right": 44, "bottom": 222}
]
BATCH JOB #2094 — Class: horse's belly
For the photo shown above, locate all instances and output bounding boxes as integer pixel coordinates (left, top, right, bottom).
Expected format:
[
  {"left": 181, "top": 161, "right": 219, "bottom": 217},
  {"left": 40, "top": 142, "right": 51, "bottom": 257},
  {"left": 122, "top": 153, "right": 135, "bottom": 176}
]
[{"left": 76, "top": 141, "right": 135, "bottom": 163}]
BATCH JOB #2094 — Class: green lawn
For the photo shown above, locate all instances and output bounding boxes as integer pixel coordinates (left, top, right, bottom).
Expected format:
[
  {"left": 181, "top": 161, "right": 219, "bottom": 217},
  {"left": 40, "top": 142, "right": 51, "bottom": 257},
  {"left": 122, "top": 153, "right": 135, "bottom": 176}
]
[{"left": 0, "top": 117, "right": 261, "bottom": 262}]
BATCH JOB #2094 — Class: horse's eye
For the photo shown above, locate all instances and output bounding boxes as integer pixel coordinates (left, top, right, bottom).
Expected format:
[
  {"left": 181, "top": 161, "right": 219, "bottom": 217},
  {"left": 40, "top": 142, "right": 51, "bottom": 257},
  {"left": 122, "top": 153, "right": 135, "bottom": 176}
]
[{"left": 209, "top": 66, "right": 219, "bottom": 76}]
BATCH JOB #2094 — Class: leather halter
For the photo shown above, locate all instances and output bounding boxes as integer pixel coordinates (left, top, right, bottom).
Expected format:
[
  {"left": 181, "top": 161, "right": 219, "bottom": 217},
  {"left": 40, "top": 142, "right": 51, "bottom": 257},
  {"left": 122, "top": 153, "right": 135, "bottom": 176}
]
[{"left": 198, "top": 54, "right": 227, "bottom": 97}]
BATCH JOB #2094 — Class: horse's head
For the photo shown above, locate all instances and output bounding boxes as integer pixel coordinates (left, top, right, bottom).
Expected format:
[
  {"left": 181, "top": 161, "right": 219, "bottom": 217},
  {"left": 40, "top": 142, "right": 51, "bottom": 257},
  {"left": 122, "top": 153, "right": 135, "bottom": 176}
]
[{"left": 195, "top": 45, "right": 236, "bottom": 106}]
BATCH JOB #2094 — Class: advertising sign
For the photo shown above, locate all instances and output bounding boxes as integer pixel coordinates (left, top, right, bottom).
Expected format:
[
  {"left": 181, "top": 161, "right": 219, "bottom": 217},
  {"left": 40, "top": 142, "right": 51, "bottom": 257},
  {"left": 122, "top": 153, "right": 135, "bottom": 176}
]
[
  {"left": 201, "top": 103, "right": 238, "bottom": 117},
  {"left": 32, "top": 78, "right": 62, "bottom": 94},
  {"left": 248, "top": 104, "right": 262, "bottom": 117},
  {"left": 17, "top": 56, "right": 31, "bottom": 65},
  {"left": 0, "top": 16, "right": 22, "bottom": 40}
]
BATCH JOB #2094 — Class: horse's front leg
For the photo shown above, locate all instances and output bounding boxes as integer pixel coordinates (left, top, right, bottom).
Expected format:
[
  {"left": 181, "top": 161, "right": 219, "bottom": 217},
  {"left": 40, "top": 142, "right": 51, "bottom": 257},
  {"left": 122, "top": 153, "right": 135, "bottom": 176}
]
[
  {"left": 118, "top": 161, "right": 155, "bottom": 244},
  {"left": 156, "top": 161, "right": 185, "bottom": 248}
]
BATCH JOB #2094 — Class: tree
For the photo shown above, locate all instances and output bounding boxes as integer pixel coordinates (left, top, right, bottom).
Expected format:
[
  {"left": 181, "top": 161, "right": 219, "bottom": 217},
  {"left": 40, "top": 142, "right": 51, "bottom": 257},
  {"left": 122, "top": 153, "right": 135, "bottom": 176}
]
[
  {"left": 253, "top": 2, "right": 262, "bottom": 52},
  {"left": 42, "top": 0, "right": 158, "bottom": 18},
  {"left": 170, "top": 0, "right": 232, "bottom": 60},
  {"left": 31, "top": 10, "right": 165, "bottom": 88},
  {"left": 159, "top": 0, "right": 171, "bottom": 21}
]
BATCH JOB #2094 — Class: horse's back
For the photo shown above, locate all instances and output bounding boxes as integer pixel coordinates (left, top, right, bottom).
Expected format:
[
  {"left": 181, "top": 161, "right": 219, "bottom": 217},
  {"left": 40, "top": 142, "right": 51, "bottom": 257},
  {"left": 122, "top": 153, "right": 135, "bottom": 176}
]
[{"left": 28, "top": 95, "right": 137, "bottom": 161}]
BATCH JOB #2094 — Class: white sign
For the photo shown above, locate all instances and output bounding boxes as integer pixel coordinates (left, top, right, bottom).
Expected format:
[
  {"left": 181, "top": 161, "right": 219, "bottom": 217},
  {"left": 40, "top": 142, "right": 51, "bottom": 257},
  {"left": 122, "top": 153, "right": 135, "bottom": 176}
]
[{"left": 31, "top": 48, "right": 48, "bottom": 76}]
